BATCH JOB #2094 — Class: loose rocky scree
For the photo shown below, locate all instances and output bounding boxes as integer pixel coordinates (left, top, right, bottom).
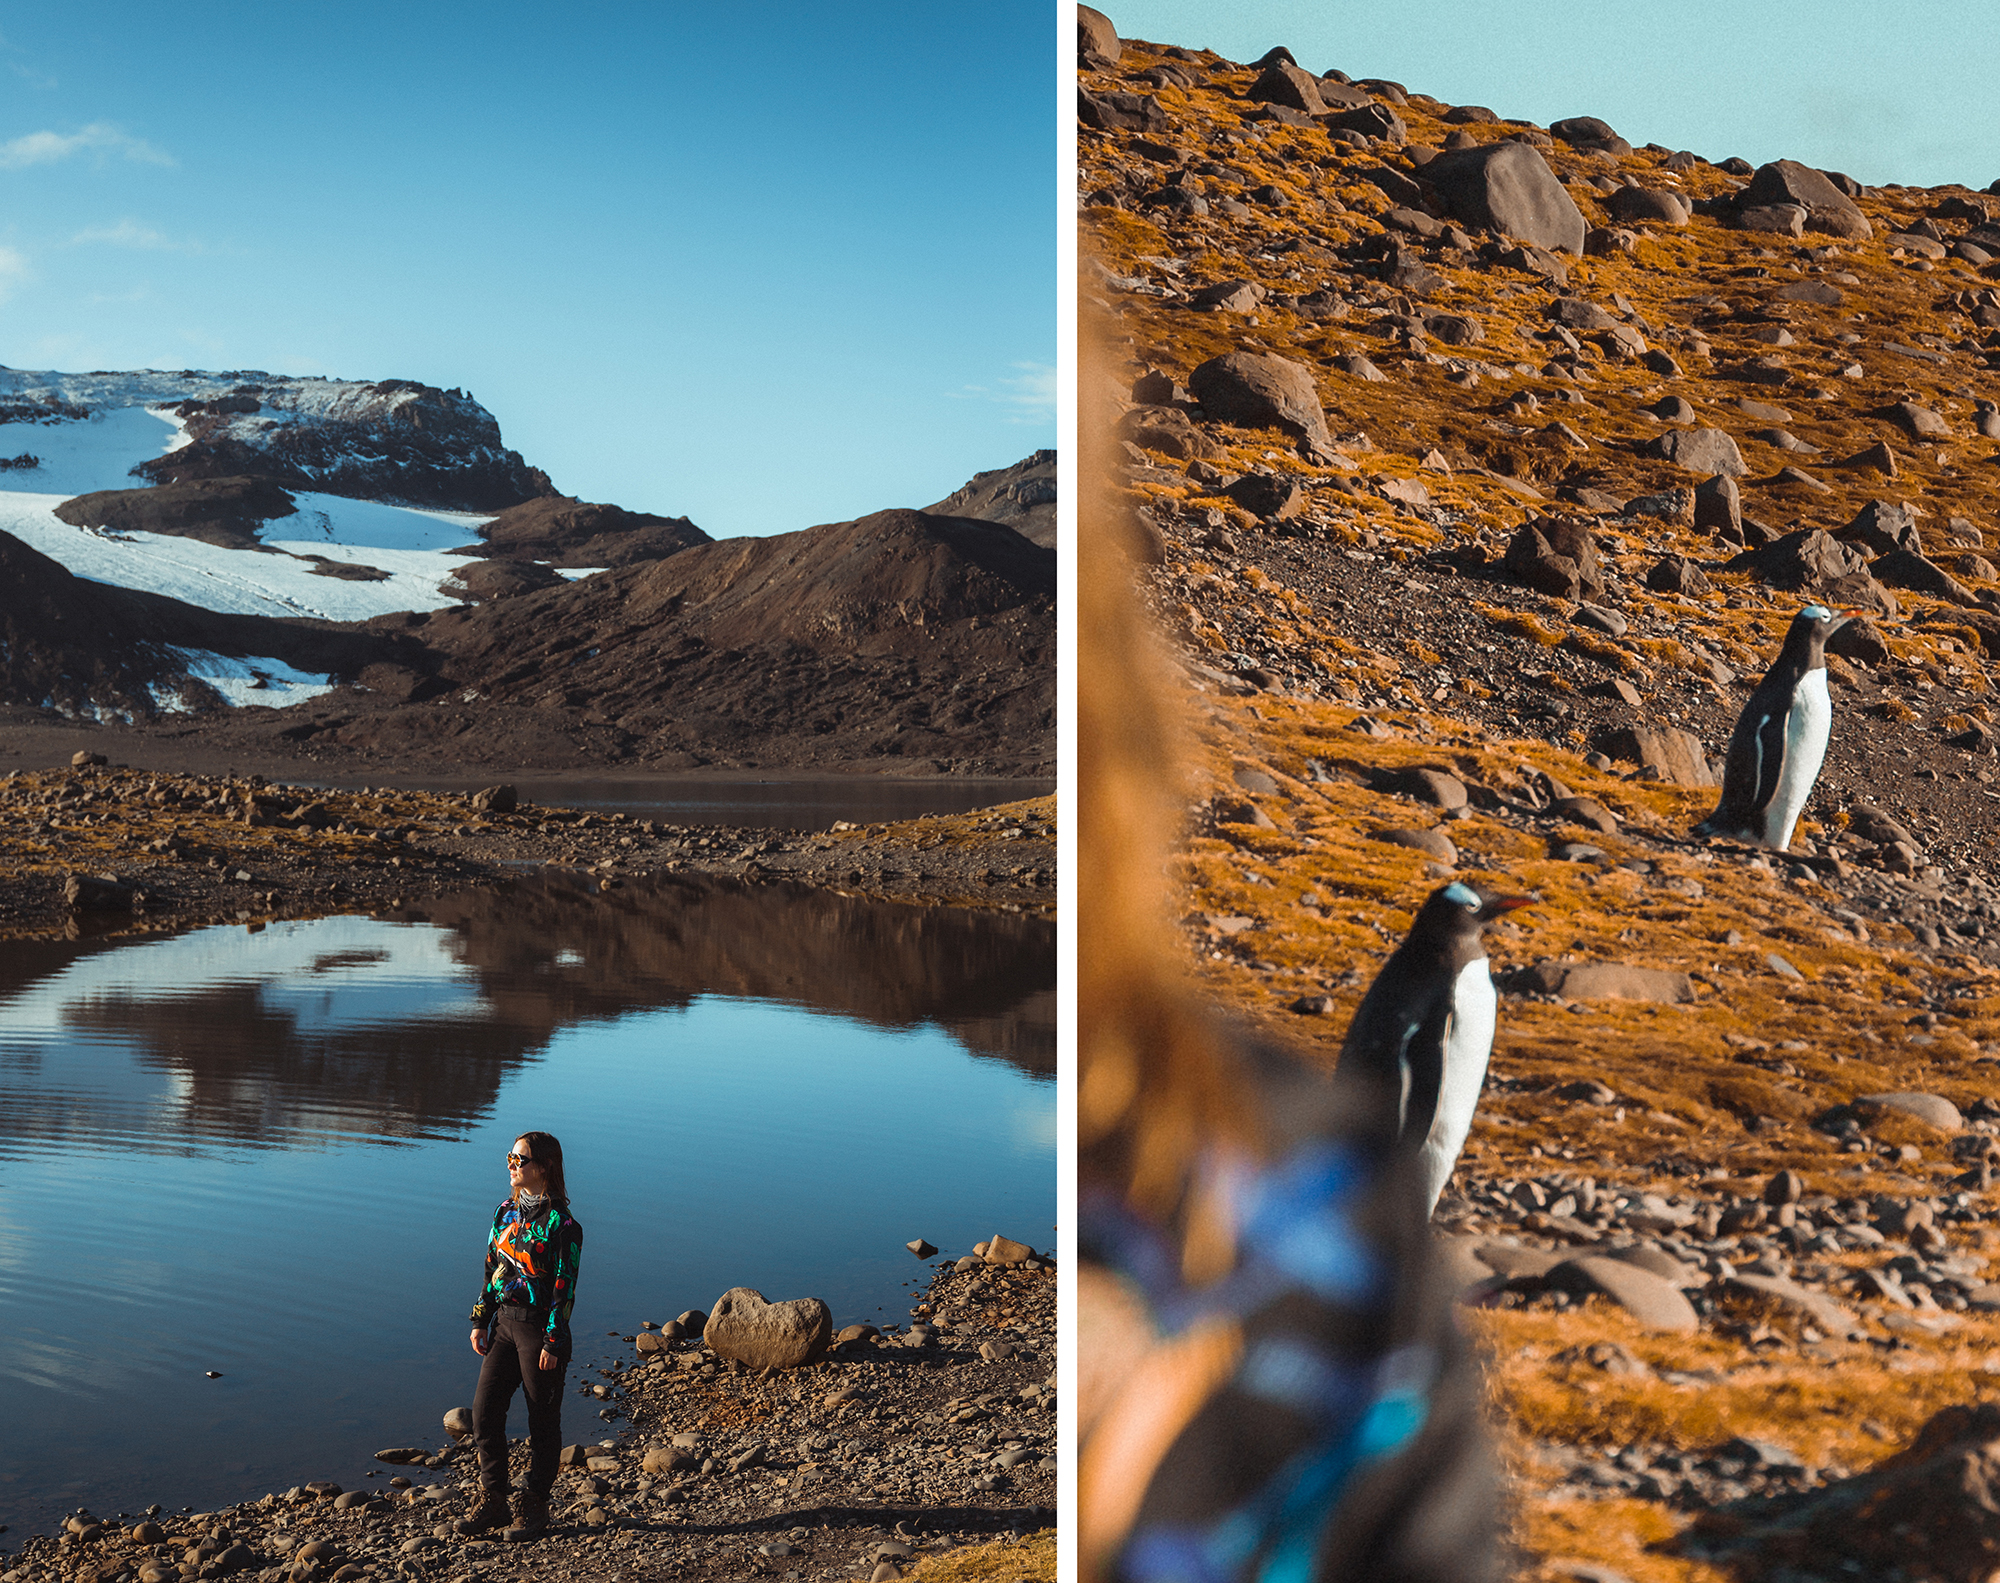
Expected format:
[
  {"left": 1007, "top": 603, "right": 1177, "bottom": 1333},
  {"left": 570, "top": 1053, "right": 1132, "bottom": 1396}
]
[
  {"left": 0, "top": 1251, "right": 1055, "bottom": 1583},
  {"left": 0, "top": 766, "right": 1053, "bottom": 938},
  {"left": 1085, "top": 10, "right": 2000, "bottom": 1581}
]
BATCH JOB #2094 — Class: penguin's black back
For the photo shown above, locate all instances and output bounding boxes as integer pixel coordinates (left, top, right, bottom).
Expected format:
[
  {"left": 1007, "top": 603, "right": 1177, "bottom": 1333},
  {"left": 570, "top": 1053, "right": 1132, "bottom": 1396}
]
[
  {"left": 1705, "top": 611, "right": 1829, "bottom": 834},
  {"left": 1338, "top": 894, "right": 1487, "bottom": 1143}
]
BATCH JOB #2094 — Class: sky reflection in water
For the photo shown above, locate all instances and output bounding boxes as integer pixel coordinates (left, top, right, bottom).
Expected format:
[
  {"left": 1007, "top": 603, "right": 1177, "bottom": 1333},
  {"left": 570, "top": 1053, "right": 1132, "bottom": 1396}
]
[{"left": 0, "top": 877, "right": 1052, "bottom": 1537}]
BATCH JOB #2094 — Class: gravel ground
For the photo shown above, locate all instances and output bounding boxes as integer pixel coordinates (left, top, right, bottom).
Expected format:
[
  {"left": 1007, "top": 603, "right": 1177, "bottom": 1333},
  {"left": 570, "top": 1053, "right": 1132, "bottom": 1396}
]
[{"left": 0, "top": 1253, "right": 1056, "bottom": 1583}]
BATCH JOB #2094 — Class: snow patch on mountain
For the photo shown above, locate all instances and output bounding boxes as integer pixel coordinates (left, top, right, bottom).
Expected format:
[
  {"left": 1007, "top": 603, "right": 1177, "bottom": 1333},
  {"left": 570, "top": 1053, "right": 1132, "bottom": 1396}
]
[
  {"left": 0, "top": 404, "right": 187, "bottom": 495},
  {"left": 0, "top": 490, "right": 494, "bottom": 621},
  {"left": 153, "top": 649, "right": 335, "bottom": 711}
]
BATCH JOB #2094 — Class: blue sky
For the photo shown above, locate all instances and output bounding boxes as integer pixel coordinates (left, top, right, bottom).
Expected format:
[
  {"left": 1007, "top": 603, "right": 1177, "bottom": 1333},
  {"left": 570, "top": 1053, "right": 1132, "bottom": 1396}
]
[
  {"left": 1106, "top": 2, "right": 2000, "bottom": 194},
  {"left": 0, "top": 3, "right": 1056, "bottom": 537}
]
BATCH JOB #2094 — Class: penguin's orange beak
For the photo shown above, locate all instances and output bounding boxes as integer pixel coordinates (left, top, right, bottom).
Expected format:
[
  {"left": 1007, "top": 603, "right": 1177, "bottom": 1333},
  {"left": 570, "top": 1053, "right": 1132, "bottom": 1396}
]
[{"left": 1479, "top": 894, "right": 1534, "bottom": 921}]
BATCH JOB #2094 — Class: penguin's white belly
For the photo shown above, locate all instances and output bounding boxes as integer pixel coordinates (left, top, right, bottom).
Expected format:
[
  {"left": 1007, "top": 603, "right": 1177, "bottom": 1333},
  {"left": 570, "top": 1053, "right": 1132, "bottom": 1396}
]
[
  {"left": 1416, "top": 958, "right": 1495, "bottom": 1215},
  {"left": 1765, "top": 669, "right": 1831, "bottom": 850}
]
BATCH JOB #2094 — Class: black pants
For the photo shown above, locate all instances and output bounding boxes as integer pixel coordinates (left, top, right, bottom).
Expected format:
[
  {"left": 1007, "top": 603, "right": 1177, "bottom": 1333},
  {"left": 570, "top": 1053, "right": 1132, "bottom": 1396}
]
[{"left": 473, "top": 1306, "right": 567, "bottom": 1496}]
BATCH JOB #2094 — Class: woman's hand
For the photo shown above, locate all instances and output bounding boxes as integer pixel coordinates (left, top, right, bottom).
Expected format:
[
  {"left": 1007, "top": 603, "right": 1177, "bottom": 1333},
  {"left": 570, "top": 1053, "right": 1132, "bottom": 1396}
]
[
  {"left": 471, "top": 1329, "right": 490, "bottom": 1355},
  {"left": 539, "top": 1348, "right": 560, "bottom": 1371}
]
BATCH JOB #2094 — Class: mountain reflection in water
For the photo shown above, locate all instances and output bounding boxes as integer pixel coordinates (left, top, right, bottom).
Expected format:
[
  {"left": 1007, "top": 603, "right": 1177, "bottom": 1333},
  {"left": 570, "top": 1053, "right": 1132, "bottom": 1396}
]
[{"left": 0, "top": 873, "right": 1053, "bottom": 1153}]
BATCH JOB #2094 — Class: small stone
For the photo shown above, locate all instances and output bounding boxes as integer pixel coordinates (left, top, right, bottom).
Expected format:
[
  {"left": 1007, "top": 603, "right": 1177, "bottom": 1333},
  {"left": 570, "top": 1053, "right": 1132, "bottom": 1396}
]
[
  {"left": 443, "top": 1407, "right": 473, "bottom": 1440},
  {"left": 1371, "top": 827, "right": 1458, "bottom": 864},
  {"left": 1764, "top": 1170, "right": 1804, "bottom": 1206},
  {"left": 905, "top": 1238, "right": 937, "bottom": 1260}
]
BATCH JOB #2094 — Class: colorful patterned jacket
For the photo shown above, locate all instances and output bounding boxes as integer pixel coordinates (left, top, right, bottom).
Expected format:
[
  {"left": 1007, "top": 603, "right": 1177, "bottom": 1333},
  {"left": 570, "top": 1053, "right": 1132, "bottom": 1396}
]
[{"left": 469, "top": 1197, "right": 582, "bottom": 1359}]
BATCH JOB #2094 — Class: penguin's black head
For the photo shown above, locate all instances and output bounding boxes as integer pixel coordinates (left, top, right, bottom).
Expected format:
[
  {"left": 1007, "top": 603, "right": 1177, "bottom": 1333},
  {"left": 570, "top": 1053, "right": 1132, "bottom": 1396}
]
[
  {"left": 1789, "top": 604, "right": 1854, "bottom": 656},
  {"left": 1417, "top": 880, "right": 1534, "bottom": 936}
]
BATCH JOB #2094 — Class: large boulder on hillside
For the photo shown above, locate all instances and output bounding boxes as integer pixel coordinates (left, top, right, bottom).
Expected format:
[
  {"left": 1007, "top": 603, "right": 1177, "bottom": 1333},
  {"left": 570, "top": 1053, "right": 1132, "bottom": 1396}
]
[
  {"left": 1839, "top": 499, "right": 1924, "bottom": 557},
  {"left": 1422, "top": 140, "right": 1587, "bottom": 255},
  {"left": 1188, "top": 352, "right": 1334, "bottom": 454},
  {"left": 1733, "top": 540, "right": 1898, "bottom": 614},
  {"left": 1740, "top": 160, "right": 1872, "bottom": 239},
  {"left": 1761, "top": 1404, "right": 2000, "bottom": 1581},
  {"left": 1594, "top": 725, "right": 1716, "bottom": 787},
  {"left": 1549, "top": 116, "right": 1620, "bottom": 146},
  {"left": 1077, "top": 5, "right": 1121, "bottom": 68},
  {"left": 1873, "top": 548, "right": 1978, "bottom": 605},
  {"left": 1248, "top": 61, "right": 1325, "bottom": 114},
  {"left": 1608, "top": 187, "right": 1691, "bottom": 226},
  {"left": 1650, "top": 427, "right": 1746, "bottom": 477},
  {"left": 703, "top": 1288, "right": 832, "bottom": 1370},
  {"left": 1502, "top": 518, "right": 1604, "bottom": 599},
  {"left": 1322, "top": 103, "right": 1406, "bottom": 144}
]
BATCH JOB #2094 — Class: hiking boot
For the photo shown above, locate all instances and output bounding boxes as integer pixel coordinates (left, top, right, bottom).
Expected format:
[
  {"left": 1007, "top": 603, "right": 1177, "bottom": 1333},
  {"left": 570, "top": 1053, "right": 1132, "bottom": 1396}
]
[
  {"left": 452, "top": 1491, "right": 511, "bottom": 1536},
  {"left": 505, "top": 1486, "right": 549, "bottom": 1540}
]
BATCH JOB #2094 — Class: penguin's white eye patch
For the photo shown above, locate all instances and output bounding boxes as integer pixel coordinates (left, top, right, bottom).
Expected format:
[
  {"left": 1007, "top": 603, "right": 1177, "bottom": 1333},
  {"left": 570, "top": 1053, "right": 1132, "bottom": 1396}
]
[
  {"left": 1443, "top": 881, "right": 1481, "bottom": 910},
  {"left": 1801, "top": 603, "right": 1832, "bottom": 620}
]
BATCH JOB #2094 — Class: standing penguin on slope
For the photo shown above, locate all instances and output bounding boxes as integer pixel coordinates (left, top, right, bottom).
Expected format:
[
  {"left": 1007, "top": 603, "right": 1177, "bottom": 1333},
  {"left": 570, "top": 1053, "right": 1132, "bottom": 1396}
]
[
  {"left": 1695, "top": 604, "right": 1852, "bottom": 851},
  {"left": 1335, "top": 881, "right": 1532, "bottom": 1216}
]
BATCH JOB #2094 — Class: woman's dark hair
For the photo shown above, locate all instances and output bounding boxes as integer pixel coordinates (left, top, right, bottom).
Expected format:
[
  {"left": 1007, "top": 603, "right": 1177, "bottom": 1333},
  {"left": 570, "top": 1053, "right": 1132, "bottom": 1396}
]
[{"left": 514, "top": 1131, "right": 568, "bottom": 1206}]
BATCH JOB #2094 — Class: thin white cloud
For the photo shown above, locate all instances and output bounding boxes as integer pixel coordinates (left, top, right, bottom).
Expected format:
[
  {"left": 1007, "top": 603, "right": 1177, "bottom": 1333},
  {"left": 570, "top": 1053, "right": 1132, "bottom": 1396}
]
[
  {"left": 0, "top": 122, "right": 173, "bottom": 171},
  {"left": 952, "top": 360, "right": 1057, "bottom": 425},
  {"left": 0, "top": 245, "right": 29, "bottom": 303},
  {"left": 71, "top": 218, "right": 195, "bottom": 252}
]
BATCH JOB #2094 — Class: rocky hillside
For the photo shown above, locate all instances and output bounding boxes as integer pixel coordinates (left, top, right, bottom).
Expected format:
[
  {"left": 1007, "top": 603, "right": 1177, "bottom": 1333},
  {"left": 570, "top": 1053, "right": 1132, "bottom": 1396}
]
[
  {"left": 334, "top": 505, "right": 1056, "bottom": 775},
  {"left": 925, "top": 449, "right": 1058, "bottom": 547},
  {"left": 1083, "top": 8, "right": 2000, "bottom": 1580}
]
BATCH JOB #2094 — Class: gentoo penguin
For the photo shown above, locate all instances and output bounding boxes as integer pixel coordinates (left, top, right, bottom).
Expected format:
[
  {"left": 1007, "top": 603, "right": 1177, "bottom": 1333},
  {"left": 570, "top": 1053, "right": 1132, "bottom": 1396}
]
[
  {"left": 1695, "top": 604, "right": 1850, "bottom": 851},
  {"left": 1336, "top": 881, "right": 1530, "bottom": 1215}
]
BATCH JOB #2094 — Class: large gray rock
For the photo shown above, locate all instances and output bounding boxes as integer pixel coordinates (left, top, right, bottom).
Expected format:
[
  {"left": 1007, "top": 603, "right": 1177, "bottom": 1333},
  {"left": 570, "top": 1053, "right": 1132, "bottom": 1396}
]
[
  {"left": 1424, "top": 140, "right": 1586, "bottom": 254},
  {"left": 1248, "top": 61, "right": 1325, "bottom": 114},
  {"left": 1722, "top": 1272, "right": 1863, "bottom": 1338},
  {"left": 1608, "top": 187, "right": 1691, "bottom": 226},
  {"left": 1774, "top": 1404, "right": 2000, "bottom": 1582},
  {"left": 1873, "top": 548, "right": 1976, "bottom": 605},
  {"left": 1502, "top": 517, "right": 1606, "bottom": 599},
  {"left": 1077, "top": 5, "right": 1120, "bottom": 68},
  {"left": 703, "top": 1288, "right": 831, "bottom": 1370},
  {"left": 1840, "top": 499, "right": 1924, "bottom": 557},
  {"left": 1858, "top": 1092, "right": 1964, "bottom": 1132},
  {"left": 1547, "top": 1256, "right": 1698, "bottom": 1332},
  {"left": 1509, "top": 960, "right": 1697, "bottom": 1004},
  {"left": 1322, "top": 103, "right": 1406, "bottom": 144},
  {"left": 1188, "top": 352, "right": 1334, "bottom": 454},
  {"left": 1594, "top": 724, "right": 1716, "bottom": 787},
  {"left": 1651, "top": 427, "right": 1746, "bottom": 477},
  {"left": 1740, "top": 160, "right": 1872, "bottom": 239}
]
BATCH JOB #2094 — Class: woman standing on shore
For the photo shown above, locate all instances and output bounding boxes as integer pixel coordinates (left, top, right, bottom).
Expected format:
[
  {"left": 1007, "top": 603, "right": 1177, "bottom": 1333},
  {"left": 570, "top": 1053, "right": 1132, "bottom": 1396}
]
[{"left": 457, "top": 1131, "right": 582, "bottom": 1539}]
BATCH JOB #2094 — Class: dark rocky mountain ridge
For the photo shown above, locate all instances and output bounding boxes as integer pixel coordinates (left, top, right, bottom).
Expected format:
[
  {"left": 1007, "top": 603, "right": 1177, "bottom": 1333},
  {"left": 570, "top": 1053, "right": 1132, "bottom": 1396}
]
[{"left": 0, "top": 360, "right": 1056, "bottom": 776}]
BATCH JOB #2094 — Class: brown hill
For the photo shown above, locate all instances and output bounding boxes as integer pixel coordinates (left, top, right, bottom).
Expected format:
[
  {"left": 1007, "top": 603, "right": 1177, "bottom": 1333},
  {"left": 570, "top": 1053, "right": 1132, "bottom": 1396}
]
[
  {"left": 1082, "top": 13, "right": 2000, "bottom": 1582},
  {"left": 468, "top": 495, "right": 713, "bottom": 568},
  {"left": 387, "top": 506, "right": 1056, "bottom": 773}
]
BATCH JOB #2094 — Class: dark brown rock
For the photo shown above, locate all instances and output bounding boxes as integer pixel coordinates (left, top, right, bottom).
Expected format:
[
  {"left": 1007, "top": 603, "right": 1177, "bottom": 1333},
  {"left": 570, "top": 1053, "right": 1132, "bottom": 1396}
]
[
  {"left": 1739, "top": 160, "right": 1873, "bottom": 239},
  {"left": 1188, "top": 352, "right": 1335, "bottom": 455}
]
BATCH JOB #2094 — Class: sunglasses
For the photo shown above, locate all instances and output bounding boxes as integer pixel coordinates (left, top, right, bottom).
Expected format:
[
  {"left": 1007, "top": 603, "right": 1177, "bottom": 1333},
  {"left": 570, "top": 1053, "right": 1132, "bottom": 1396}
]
[{"left": 506, "top": 1153, "right": 538, "bottom": 1168}]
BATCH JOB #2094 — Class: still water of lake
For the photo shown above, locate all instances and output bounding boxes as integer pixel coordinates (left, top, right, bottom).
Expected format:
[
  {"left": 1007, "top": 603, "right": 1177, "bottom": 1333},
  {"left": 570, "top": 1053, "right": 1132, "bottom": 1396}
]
[{"left": 0, "top": 874, "right": 1054, "bottom": 1538}]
